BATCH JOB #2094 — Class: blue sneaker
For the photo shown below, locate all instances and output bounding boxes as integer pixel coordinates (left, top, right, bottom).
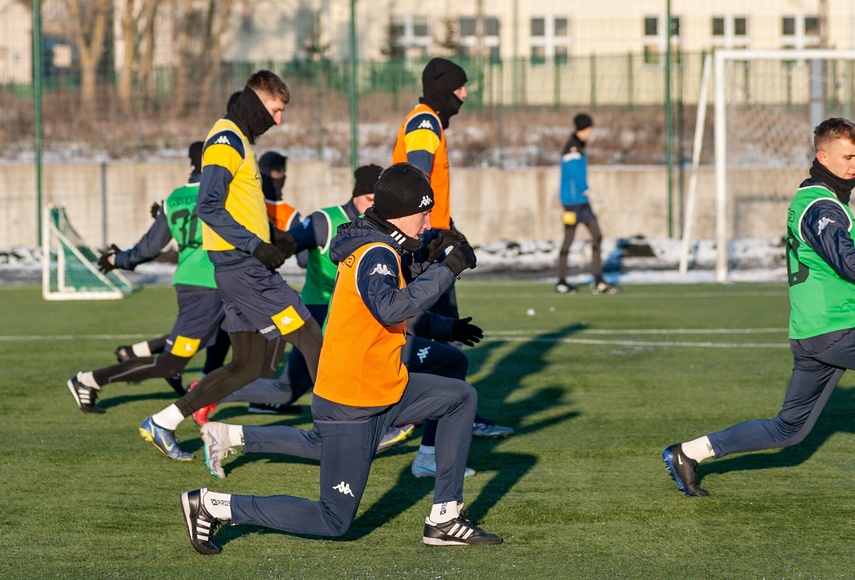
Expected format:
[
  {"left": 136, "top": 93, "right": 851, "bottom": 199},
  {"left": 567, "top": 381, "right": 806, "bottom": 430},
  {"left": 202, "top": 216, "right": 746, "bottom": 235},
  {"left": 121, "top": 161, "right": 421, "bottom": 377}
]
[
  {"left": 139, "top": 416, "right": 193, "bottom": 461},
  {"left": 662, "top": 444, "right": 709, "bottom": 496}
]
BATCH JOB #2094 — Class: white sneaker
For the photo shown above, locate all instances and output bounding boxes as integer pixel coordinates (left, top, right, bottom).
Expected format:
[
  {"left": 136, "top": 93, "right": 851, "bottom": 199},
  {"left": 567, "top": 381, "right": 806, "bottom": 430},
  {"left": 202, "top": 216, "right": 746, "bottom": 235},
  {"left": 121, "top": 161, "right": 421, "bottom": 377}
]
[
  {"left": 411, "top": 449, "right": 476, "bottom": 478},
  {"left": 201, "top": 422, "right": 237, "bottom": 479}
]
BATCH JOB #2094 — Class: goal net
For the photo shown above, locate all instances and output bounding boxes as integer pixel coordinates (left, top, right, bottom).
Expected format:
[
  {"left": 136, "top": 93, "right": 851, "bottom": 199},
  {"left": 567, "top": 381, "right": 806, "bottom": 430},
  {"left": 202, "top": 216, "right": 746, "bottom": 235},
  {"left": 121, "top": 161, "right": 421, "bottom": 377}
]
[
  {"left": 42, "top": 205, "right": 135, "bottom": 300},
  {"left": 711, "top": 49, "right": 855, "bottom": 281}
]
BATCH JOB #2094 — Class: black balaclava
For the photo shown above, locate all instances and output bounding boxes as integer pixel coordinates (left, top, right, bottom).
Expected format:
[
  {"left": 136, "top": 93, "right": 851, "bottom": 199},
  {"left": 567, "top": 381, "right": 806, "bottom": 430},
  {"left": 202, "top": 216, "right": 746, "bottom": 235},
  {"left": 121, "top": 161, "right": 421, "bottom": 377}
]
[
  {"left": 259, "top": 151, "right": 287, "bottom": 201},
  {"left": 225, "top": 85, "right": 276, "bottom": 144},
  {"left": 810, "top": 157, "right": 855, "bottom": 204},
  {"left": 419, "top": 58, "right": 468, "bottom": 130},
  {"left": 188, "top": 141, "right": 204, "bottom": 177},
  {"left": 364, "top": 163, "right": 434, "bottom": 252}
]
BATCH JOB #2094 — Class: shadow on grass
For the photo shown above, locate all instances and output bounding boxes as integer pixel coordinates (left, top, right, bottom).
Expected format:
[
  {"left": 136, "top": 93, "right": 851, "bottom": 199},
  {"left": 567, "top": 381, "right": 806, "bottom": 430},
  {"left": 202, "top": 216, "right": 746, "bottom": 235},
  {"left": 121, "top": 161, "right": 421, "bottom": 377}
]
[
  {"left": 700, "top": 385, "right": 855, "bottom": 479},
  {"left": 99, "top": 389, "right": 176, "bottom": 410}
]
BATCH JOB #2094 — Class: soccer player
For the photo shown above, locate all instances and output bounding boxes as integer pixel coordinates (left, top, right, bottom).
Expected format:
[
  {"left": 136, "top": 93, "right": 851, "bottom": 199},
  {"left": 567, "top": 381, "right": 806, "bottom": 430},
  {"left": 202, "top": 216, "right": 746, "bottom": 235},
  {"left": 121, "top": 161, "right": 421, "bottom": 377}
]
[
  {"left": 663, "top": 117, "right": 855, "bottom": 496},
  {"left": 392, "top": 57, "right": 468, "bottom": 318},
  {"left": 138, "top": 70, "right": 323, "bottom": 461},
  {"left": 180, "top": 163, "right": 502, "bottom": 553},
  {"left": 555, "top": 113, "right": 618, "bottom": 295},
  {"left": 66, "top": 141, "right": 228, "bottom": 413}
]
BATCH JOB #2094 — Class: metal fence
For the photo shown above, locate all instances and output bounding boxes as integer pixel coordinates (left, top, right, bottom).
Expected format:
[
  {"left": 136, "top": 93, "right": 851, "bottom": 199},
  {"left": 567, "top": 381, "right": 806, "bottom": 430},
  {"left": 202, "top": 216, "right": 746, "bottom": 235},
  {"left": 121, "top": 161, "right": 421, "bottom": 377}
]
[{"left": 1, "top": 50, "right": 701, "bottom": 170}]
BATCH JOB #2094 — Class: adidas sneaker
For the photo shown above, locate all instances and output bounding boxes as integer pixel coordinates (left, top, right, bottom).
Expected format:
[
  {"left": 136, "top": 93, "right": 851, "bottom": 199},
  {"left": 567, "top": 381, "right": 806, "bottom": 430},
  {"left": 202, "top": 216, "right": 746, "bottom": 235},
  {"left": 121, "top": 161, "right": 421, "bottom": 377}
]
[{"left": 423, "top": 516, "right": 503, "bottom": 546}]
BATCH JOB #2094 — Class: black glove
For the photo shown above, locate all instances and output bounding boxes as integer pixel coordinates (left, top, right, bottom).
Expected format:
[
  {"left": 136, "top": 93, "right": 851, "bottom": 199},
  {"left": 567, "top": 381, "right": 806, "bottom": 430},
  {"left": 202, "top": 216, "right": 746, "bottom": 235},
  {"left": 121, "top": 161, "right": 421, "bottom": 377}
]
[
  {"left": 150, "top": 202, "right": 162, "bottom": 219},
  {"left": 443, "top": 243, "right": 477, "bottom": 277},
  {"left": 424, "top": 230, "right": 467, "bottom": 263},
  {"left": 272, "top": 228, "right": 298, "bottom": 258},
  {"left": 253, "top": 241, "right": 286, "bottom": 270},
  {"left": 98, "top": 244, "right": 121, "bottom": 273},
  {"left": 451, "top": 316, "right": 483, "bottom": 347}
]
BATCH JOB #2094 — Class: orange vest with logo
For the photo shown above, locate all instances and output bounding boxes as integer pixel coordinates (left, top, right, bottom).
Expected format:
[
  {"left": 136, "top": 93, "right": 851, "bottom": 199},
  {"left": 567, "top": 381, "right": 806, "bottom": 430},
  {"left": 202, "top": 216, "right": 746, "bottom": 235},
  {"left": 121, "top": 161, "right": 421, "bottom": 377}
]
[
  {"left": 392, "top": 104, "right": 451, "bottom": 229},
  {"left": 265, "top": 200, "right": 299, "bottom": 231},
  {"left": 313, "top": 242, "right": 408, "bottom": 407}
]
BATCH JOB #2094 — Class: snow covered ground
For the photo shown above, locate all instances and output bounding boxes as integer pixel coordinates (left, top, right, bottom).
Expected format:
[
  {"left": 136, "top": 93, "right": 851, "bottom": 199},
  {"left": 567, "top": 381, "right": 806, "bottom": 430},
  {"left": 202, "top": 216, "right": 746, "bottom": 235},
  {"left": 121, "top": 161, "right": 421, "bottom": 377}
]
[{"left": 0, "top": 236, "right": 787, "bottom": 287}]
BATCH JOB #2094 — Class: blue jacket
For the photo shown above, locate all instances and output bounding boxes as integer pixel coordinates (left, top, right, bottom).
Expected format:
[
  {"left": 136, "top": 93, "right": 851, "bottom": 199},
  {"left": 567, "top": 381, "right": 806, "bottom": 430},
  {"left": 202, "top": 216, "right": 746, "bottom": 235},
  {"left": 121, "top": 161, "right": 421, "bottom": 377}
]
[{"left": 559, "top": 133, "right": 589, "bottom": 206}]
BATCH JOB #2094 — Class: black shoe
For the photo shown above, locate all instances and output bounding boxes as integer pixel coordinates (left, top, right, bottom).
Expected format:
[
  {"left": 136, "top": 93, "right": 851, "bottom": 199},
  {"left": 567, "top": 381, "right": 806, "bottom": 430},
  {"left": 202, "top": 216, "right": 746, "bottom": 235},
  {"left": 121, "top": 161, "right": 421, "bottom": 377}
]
[
  {"left": 662, "top": 444, "right": 709, "bottom": 497},
  {"left": 114, "top": 345, "right": 134, "bottom": 363},
  {"left": 423, "top": 517, "right": 503, "bottom": 546},
  {"left": 180, "top": 489, "right": 223, "bottom": 555},
  {"left": 555, "top": 281, "right": 577, "bottom": 294},
  {"left": 165, "top": 374, "right": 186, "bottom": 396},
  {"left": 247, "top": 402, "right": 302, "bottom": 415},
  {"left": 592, "top": 280, "right": 620, "bottom": 295},
  {"left": 66, "top": 376, "right": 105, "bottom": 414}
]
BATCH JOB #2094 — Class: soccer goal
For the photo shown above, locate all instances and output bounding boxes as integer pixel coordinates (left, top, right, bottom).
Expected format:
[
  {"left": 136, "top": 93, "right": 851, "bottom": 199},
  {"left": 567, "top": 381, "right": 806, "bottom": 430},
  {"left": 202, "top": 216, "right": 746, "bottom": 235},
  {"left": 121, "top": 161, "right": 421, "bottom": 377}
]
[
  {"left": 686, "top": 49, "right": 855, "bottom": 281},
  {"left": 42, "top": 204, "right": 135, "bottom": 300}
]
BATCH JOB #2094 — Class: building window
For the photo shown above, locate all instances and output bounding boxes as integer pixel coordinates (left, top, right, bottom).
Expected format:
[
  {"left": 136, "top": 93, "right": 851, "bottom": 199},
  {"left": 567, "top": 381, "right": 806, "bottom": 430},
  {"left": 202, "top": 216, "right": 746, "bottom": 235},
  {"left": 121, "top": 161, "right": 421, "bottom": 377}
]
[
  {"left": 391, "top": 15, "right": 431, "bottom": 59},
  {"left": 643, "top": 15, "right": 681, "bottom": 65},
  {"left": 781, "top": 15, "right": 820, "bottom": 49},
  {"left": 458, "top": 16, "right": 501, "bottom": 62},
  {"left": 712, "top": 16, "right": 749, "bottom": 49},
  {"left": 530, "top": 16, "right": 571, "bottom": 65}
]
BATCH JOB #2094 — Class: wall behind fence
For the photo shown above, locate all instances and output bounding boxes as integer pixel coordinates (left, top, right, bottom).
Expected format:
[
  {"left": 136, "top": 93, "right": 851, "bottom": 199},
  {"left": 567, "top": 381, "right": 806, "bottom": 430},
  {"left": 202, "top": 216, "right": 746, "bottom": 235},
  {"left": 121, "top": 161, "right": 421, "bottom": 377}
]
[{"left": 2, "top": 161, "right": 797, "bottom": 251}]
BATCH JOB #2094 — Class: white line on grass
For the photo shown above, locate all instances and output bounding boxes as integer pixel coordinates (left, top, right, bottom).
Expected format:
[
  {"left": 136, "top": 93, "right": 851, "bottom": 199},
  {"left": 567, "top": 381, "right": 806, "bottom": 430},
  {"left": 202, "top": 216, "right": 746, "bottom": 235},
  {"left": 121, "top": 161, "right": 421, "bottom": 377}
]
[
  {"left": 0, "top": 334, "right": 154, "bottom": 341},
  {"left": 483, "top": 336, "right": 787, "bottom": 348},
  {"left": 490, "top": 328, "right": 787, "bottom": 335}
]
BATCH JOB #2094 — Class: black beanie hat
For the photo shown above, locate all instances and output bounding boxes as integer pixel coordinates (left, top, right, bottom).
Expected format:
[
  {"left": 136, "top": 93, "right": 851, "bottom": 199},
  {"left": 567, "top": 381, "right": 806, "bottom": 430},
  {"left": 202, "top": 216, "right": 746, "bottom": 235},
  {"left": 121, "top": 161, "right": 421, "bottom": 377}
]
[
  {"left": 188, "top": 141, "right": 204, "bottom": 175},
  {"left": 258, "top": 151, "right": 287, "bottom": 175},
  {"left": 353, "top": 164, "right": 383, "bottom": 198},
  {"left": 422, "top": 58, "right": 468, "bottom": 97},
  {"left": 574, "top": 113, "right": 593, "bottom": 131},
  {"left": 373, "top": 163, "right": 434, "bottom": 219}
]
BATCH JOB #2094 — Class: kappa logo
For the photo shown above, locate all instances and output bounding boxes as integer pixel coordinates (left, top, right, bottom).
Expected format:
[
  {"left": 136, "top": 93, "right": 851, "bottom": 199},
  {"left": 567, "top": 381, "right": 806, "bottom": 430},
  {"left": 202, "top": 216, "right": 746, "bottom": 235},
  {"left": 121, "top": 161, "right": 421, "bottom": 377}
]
[
  {"left": 417, "top": 119, "right": 434, "bottom": 130},
  {"left": 333, "top": 481, "right": 355, "bottom": 497},
  {"left": 417, "top": 346, "right": 430, "bottom": 362},
  {"left": 419, "top": 196, "right": 432, "bottom": 208},
  {"left": 184, "top": 343, "right": 193, "bottom": 352},
  {"left": 214, "top": 134, "right": 231, "bottom": 145},
  {"left": 817, "top": 216, "right": 836, "bottom": 235},
  {"left": 280, "top": 314, "right": 294, "bottom": 327},
  {"left": 370, "top": 263, "right": 394, "bottom": 276}
]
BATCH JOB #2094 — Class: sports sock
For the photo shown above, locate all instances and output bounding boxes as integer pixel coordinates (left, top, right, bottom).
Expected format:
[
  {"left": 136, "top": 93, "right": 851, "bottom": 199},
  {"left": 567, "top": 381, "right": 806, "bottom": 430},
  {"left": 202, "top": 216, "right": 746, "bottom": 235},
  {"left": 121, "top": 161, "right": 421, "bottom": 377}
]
[
  {"left": 682, "top": 436, "right": 715, "bottom": 463},
  {"left": 418, "top": 445, "right": 436, "bottom": 455},
  {"left": 78, "top": 371, "right": 100, "bottom": 389},
  {"left": 132, "top": 341, "right": 152, "bottom": 357},
  {"left": 227, "top": 424, "right": 245, "bottom": 446},
  {"left": 202, "top": 490, "right": 232, "bottom": 521},
  {"left": 428, "top": 501, "right": 459, "bottom": 524},
  {"left": 151, "top": 404, "right": 185, "bottom": 431}
]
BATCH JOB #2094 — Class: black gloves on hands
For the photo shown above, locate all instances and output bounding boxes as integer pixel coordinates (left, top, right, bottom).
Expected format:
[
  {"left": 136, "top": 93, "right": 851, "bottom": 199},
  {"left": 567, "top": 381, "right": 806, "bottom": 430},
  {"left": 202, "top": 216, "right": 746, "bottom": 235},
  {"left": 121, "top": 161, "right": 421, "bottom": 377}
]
[
  {"left": 443, "top": 243, "right": 477, "bottom": 277},
  {"left": 253, "top": 241, "right": 286, "bottom": 270},
  {"left": 98, "top": 244, "right": 121, "bottom": 273},
  {"left": 425, "top": 230, "right": 467, "bottom": 263},
  {"left": 150, "top": 202, "right": 162, "bottom": 219},
  {"left": 272, "top": 228, "right": 298, "bottom": 258},
  {"left": 451, "top": 316, "right": 483, "bottom": 346}
]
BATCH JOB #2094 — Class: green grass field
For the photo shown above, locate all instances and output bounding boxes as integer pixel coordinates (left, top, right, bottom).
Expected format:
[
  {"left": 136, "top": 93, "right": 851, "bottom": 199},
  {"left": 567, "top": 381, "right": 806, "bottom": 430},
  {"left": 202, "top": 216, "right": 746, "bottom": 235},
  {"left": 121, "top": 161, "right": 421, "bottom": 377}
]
[{"left": 3, "top": 280, "right": 855, "bottom": 578}]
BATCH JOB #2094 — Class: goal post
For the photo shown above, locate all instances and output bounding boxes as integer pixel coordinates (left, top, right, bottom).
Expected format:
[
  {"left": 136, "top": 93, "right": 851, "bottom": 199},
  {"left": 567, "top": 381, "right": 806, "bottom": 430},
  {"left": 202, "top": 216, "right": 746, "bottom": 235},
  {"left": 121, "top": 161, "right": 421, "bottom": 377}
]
[
  {"left": 42, "top": 204, "right": 135, "bottom": 300},
  {"left": 712, "top": 49, "right": 855, "bottom": 282}
]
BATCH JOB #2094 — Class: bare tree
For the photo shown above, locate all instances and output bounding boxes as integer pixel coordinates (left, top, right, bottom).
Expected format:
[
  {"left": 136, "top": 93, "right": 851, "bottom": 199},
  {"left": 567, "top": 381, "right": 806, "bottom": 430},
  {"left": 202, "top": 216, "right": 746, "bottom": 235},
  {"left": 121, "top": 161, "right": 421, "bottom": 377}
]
[
  {"left": 117, "top": 0, "right": 158, "bottom": 115},
  {"left": 62, "top": 0, "right": 112, "bottom": 114},
  {"left": 171, "top": 0, "right": 237, "bottom": 114}
]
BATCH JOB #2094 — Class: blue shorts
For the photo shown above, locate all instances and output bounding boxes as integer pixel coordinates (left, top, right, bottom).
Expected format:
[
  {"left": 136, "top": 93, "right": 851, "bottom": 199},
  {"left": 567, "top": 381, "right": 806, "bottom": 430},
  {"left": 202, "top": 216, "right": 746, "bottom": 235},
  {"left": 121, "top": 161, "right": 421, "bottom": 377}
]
[
  {"left": 215, "top": 263, "right": 312, "bottom": 340},
  {"left": 562, "top": 202, "right": 596, "bottom": 225},
  {"left": 164, "top": 285, "right": 225, "bottom": 358}
]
